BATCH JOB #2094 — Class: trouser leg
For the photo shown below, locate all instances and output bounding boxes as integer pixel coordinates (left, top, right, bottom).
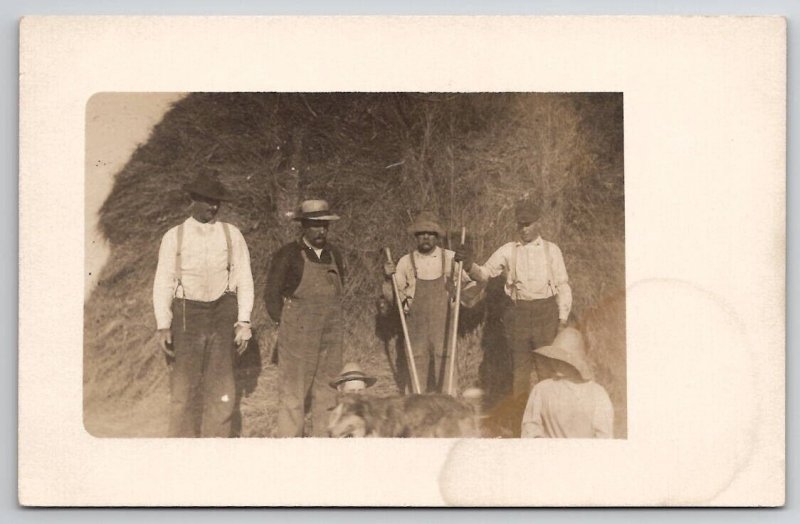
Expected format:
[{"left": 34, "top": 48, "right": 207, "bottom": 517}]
[
  {"left": 311, "top": 308, "right": 343, "bottom": 437},
  {"left": 168, "top": 306, "right": 205, "bottom": 437},
  {"left": 527, "top": 297, "right": 559, "bottom": 385},
  {"left": 200, "top": 297, "right": 237, "bottom": 438},
  {"left": 277, "top": 305, "right": 313, "bottom": 437},
  {"left": 407, "top": 316, "right": 430, "bottom": 393}
]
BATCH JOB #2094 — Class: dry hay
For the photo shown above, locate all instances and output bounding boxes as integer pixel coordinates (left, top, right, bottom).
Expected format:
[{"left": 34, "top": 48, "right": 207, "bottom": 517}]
[{"left": 84, "top": 92, "right": 626, "bottom": 438}]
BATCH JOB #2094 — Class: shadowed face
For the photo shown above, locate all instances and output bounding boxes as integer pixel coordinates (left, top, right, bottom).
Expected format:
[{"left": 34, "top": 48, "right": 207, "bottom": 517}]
[
  {"left": 190, "top": 193, "right": 221, "bottom": 223},
  {"left": 415, "top": 231, "right": 439, "bottom": 254},
  {"left": 517, "top": 220, "right": 540, "bottom": 244},
  {"left": 338, "top": 379, "right": 367, "bottom": 394},
  {"left": 302, "top": 219, "right": 330, "bottom": 249}
]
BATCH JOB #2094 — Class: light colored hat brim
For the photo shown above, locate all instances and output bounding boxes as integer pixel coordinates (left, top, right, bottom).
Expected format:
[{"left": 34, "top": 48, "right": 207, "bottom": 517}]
[
  {"left": 534, "top": 344, "right": 594, "bottom": 381},
  {"left": 329, "top": 373, "right": 377, "bottom": 389}
]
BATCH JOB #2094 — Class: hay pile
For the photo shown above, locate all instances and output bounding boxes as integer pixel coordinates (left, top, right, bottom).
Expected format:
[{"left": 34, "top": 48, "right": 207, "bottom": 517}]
[{"left": 84, "top": 92, "right": 625, "bottom": 437}]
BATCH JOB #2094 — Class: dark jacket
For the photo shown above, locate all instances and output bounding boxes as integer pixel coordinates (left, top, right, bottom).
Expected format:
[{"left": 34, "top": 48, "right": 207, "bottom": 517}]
[{"left": 264, "top": 240, "right": 346, "bottom": 323}]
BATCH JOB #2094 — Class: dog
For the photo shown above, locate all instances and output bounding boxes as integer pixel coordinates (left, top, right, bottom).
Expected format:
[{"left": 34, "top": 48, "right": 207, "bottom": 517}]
[{"left": 327, "top": 388, "right": 484, "bottom": 438}]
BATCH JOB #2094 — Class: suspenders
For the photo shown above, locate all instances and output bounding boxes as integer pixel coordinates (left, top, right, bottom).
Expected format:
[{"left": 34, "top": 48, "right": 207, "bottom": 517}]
[
  {"left": 173, "top": 221, "right": 234, "bottom": 330},
  {"left": 507, "top": 240, "right": 556, "bottom": 302}
]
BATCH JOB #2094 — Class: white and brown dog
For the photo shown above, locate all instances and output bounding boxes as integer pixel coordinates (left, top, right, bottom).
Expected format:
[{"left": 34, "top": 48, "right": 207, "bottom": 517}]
[{"left": 327, "top": 388, "right": 484, "bottom": 438}]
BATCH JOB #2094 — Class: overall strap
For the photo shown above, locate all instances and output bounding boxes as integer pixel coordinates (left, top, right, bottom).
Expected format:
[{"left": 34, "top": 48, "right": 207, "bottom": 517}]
[
  {"left": 409, "top": 250, "right": 418, "bottom": 280},
  {"left": 543, "top": 240, "right": 556, "bottom": 296},
  {"left": 174, "top": 223, "right": 185, "bottom": 296},
  {"left": 222, "top": 222, "right": 233, "bottom": 292},
  {"left": 174, "top": 223, "right": 186, "bottom": 331},
  {"left": 507, "top": 243, "right": 518, "bottom": 302}
]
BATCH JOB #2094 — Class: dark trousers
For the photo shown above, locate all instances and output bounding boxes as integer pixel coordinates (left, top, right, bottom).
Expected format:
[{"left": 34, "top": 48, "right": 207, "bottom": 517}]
[
  {"left": 502, "top": 295, "right": 559, "bottom": 433},
  {"left": 169, "top": 294, "right": 237, "bottom": 437}
]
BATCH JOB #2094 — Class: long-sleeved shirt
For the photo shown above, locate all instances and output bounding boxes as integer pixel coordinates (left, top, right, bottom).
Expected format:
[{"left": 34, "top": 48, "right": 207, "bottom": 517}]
[
  {"left": 521, "top": 378, "right": 614, "bottom": 438},
  {"left": 391, "top": 246, "right": 472, "bottom": 304},
  {"left": 467, "top": 236, "right": 572, "bottom": 321},
  {"left": 264, "top": 240, "right": 346, "bottom": 323},
  {"left": 152, "top": 217, "right": 254, "bottom": 330}
]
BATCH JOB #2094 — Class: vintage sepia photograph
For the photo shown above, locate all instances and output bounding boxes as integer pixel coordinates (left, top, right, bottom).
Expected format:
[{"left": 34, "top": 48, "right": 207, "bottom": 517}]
[{"left": 83, "top": 92, "right": 626, "bottom": 440}]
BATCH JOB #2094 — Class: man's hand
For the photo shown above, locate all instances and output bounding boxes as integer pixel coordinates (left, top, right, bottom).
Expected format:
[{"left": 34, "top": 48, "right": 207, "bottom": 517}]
[
  {"left": 234, "top": 322, "right": 252, "bottom": 355},
  {"left": 383, "top": 260, "right": 396, "bottom": 277},
  {"left": 157, "top": 328, "right": 174, "bottom": 358},
  {"left": 453, "top": 245, "right": 474, "bottom": 272}
]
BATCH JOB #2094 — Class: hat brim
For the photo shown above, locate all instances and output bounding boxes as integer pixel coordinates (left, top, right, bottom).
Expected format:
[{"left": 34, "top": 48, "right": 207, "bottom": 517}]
[
  {"left": 184, "top": 184, "right": 233, "bottom": 202},
  {"left": 534, "top": 346, "right": 593, "bottom": 381},
  {"left": 293, "top": 214, "right": 341, "bottom": 222},
  {"left": 329, "top": 375, "right": 377, "bottom": 389},
  {"left": 407, "top": 223, "right": 445, "bottom": 236}
]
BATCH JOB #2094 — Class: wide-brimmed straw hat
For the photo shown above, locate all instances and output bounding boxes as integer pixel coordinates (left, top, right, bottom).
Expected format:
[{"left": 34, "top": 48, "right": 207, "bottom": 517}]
[
  {"left": 183, "top": 169, "right": 232, "bottom": 201},
  {"left": 533, "top": 327, "right": 594, "bottom": 381},
  {"left": 290, "top": 199, "right": 340, "bottom": 221},
  {"left": 329, "top": 362, "right": 377, "bottom": 389},
  {"left": 407, "top": 211, "right": 445, "bottom": 236}
]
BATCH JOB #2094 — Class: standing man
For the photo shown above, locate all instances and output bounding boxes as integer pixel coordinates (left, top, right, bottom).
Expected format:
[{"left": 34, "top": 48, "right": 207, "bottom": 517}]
[
  {"left": 456, "top": 198, "right": 572, "bottom": 427},
  {"left": 153, "top": 169, "right": 254, "bottom": 438},
  {"left": 383, "top": 211, "right": 472, "bottom": 393},
  {"left": 265, "top": 199, "right": 345, "bottom": 437}
]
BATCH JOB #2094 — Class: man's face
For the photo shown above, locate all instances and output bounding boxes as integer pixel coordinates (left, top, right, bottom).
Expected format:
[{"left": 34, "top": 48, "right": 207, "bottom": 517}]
[
  {"left": 338, "top": 380, "right": 366, "bottom": 394},
  {"left": 517, "top": 220, "right": 540, "bottom": 244},
  {"left": 415, "top": 231, "right": 439, "bottom": 254},
  {"left": 190, "top": 194, "right": 221, "bottom": 223},
  {"left": 302, "top": 219, "right": 330, "bottom": 248}
]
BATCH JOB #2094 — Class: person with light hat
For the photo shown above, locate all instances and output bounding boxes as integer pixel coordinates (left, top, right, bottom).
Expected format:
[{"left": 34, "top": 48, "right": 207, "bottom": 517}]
[
  {"left": 382, "top": 211, "right": 472, "bottom": 393},
  {"left": 265, "top": 199, "right": 346, "bottom": 437},
  {"left": 330, "top": 362, "right": 378, "bottom": 394},
  {"left": 455, "top": 197, "right": 572, "bottom": 433},
  {"left": 521, "top": 327, "right": 613, "bottom": 438},
  {"left": 152, "top": 168, "right": 254, "bottom": 437}
]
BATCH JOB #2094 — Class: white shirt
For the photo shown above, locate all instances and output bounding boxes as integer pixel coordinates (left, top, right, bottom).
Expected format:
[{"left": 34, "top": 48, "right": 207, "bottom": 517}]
[
  {"left": 468, "top": 236, "right": 572, "bottom": 321},
  {"left": 152, "top": 217, "right": 254, "bottom": 329},
  {"left": 394, "top": 246, "right": 471, "bottom": 303}
]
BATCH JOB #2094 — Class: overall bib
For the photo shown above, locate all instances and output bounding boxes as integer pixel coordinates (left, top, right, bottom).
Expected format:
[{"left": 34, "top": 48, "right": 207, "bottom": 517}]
[
  {"left": 404, "top": 252, "right": 452, "bottom": 393},
  {"left": 276, "top": 250, "right": 344, "bottom": 437}
]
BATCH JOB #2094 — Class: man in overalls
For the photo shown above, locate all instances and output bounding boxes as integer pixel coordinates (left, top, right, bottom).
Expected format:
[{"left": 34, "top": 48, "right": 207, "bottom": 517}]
[
  {"left": 456, "top": 198, "right": 572, "bottom": 434},
  {"left": 382, "top": 211, "right": 472, "bottom": 393},
  {"left": 153, "top": 170, "right": 254, "bottom": 437},
  {"left": 265, "top": 199, "right": 345, "bottom": 437}
]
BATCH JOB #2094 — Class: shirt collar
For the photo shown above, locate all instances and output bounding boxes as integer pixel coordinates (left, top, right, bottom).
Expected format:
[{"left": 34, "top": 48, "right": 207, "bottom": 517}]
[
  {"left": 516, "top": 236, "right": 543, "bottom": 247},
  {"left": 185, "top": 216, "right": 217, "bottom": 229}
]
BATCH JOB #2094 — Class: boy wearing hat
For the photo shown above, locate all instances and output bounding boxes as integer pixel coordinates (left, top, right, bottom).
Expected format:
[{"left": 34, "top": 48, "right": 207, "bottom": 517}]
[
  {"left": 330, "top": 362, "right": 378, "bottom": 394},
  {"left": 521, "top": 328, "right": 613, "bottom": 438},
  {"left": 265, "top": 199, "right": 346, "bottom": 437},
  {"left": 455, "top": 198, "right": 572, "bottom": 432},
  {"left": 153, "top": 169, "right": 254, "bottom": 437},
  {"left": 382, "top": 211, "right": 472, "bottom": 393}
]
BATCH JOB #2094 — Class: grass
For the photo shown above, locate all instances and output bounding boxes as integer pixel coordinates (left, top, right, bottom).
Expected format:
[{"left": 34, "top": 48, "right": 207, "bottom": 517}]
[{"left": 84, "top": 92, "right": 626, "bottom": 438}]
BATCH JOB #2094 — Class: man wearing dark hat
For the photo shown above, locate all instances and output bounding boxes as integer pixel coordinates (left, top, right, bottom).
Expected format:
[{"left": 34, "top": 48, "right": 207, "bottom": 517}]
[
  {"left": 153, "top": 169, "right": 254, "bottom": 437},
  {"left": 521, "top": 327, "right": 613, "bottom": 438},
  {"left": 265, "top": 199, "right": 346, "bottom": 437},
  {"left": 382, "top": 211, "right": 472, "bottom": 393},
  {"left": 456, "top": 198, "right": 572, "bottom": 431}
]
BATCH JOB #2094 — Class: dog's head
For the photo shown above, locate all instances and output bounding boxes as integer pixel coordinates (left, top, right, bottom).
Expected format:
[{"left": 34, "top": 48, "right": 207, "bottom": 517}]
[{"left": 327, "top": 394, "right": 369, "bottom": 438}]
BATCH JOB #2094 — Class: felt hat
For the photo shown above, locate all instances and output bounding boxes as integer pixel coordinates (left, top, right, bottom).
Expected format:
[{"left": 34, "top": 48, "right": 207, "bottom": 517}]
[
  {"left": 290, "top": 199, "right": 340, "bottom": 221},
  {"left": 533, "top": 327, "right": 594, "bottom": 381},
  {"left": 182, "top": 169, "right": 233, "bottom": 201},
  {"left": 329, "top": 362, "right": 377, "bottom": 389},
  {"left": 407, "top": 211, "right": 445, "bottom": 237},
  {"left": 514, "top": 198, "right": 541, "bottom": 224}
]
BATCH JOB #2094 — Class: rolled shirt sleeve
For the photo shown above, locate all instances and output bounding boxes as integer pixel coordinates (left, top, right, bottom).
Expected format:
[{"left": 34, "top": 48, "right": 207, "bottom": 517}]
[
  {"left": 549, "top": 243, "right": 573, "bottom": 322},
  {"left": 467, "top": 242, "right": 511, "bottom": 283},
  {"left": 152, "top": 228, "right": 178, "bottom": 330},
  {"left": 231, "top": 227, "right": 254, "bottom": 323}
]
